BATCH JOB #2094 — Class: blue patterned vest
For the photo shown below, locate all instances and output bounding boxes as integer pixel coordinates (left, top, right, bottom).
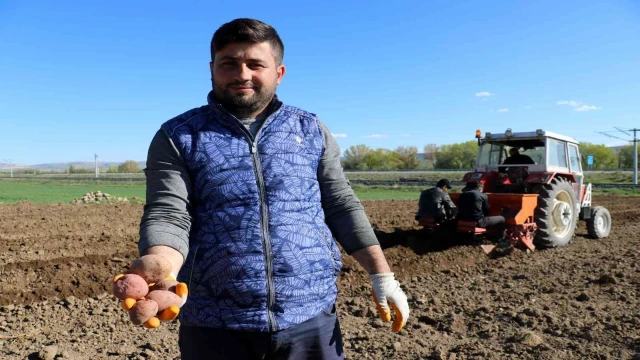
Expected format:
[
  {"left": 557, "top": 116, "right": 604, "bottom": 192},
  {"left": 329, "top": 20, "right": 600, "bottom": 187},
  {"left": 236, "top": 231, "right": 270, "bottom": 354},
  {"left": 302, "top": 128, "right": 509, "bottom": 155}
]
[{"left": 161, "top": 94, "right": 343, "bottom": 332}]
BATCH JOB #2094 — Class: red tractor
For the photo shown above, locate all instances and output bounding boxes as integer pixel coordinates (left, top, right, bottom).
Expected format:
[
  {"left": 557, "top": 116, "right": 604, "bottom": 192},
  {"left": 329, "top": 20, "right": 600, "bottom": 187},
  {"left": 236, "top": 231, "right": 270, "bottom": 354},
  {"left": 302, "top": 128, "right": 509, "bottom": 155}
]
[{"left": 419, "top": 128, "right": 612, "bottom": 254}]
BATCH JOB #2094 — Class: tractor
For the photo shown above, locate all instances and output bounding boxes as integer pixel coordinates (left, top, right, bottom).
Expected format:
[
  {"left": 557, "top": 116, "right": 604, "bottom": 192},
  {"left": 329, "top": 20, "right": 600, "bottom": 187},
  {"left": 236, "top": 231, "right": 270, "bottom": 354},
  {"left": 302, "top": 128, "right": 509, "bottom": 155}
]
[{"left": 418, "top": 128, "right": 612, "bottom": 255}]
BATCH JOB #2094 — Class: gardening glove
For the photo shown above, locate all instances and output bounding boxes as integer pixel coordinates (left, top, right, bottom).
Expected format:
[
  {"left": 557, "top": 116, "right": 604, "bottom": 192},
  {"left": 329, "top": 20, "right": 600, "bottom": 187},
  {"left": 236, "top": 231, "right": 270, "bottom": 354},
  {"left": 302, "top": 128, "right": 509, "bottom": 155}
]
[{"left": 370, "top": 273, "right": 409, "bottom": 332}]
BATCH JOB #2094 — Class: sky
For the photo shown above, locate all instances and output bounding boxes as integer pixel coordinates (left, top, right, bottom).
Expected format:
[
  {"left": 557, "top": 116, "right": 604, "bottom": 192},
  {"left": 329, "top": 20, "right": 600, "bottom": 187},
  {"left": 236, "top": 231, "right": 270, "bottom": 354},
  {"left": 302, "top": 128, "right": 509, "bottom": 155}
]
[{"left": 1, "top": 0, "right": 640, "bottom": 165}]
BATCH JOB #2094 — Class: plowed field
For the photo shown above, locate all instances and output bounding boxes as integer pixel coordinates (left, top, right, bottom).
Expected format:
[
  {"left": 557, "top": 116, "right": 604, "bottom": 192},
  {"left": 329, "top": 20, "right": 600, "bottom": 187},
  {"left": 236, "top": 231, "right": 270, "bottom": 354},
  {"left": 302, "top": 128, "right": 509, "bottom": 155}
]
[{"left": 1, "top": 196, "right": 639, "bottom": 359}]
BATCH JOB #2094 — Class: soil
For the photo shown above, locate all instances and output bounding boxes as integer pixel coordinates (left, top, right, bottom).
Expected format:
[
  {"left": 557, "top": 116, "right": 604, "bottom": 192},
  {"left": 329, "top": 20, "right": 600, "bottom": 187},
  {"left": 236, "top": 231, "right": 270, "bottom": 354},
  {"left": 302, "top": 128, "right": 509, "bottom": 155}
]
[{"left": 1, "top": 196, "right": 639, "bottom": 359}]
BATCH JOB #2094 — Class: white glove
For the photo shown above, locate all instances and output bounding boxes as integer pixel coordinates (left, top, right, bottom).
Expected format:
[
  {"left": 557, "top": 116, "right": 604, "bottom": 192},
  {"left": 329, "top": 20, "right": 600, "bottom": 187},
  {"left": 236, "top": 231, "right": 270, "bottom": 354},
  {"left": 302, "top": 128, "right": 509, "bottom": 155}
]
[{"left": 370, "top": 272, "right": 409, "bottom": 332}]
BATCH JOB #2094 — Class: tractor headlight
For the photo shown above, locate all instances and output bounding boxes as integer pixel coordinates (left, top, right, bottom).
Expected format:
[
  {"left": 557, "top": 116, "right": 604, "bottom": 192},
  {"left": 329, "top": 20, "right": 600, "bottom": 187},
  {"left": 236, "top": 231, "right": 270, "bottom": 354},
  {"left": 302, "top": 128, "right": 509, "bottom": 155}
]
[
  {"left": 475, "top": 129, "right": 482, "bottom": 138},
  {"left": 485, "top": 132, "right": 492, "bottom": 138},
  {"left": 505, "top": 128, "right": 513, "bottom": 137},
  {"left": 536, "top": 129, "right": 543, "bottom": 136}
]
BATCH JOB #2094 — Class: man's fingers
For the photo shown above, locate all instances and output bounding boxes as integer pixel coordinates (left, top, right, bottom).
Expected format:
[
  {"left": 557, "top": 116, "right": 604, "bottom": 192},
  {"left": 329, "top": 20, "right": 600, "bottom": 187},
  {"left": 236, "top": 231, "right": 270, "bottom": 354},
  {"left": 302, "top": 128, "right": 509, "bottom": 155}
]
[
  {"left": 388, "top": 300, "right": 408, "bottom": 333},
  {"left": 372, "top": 291, "right": 391, "bottom": 322}
]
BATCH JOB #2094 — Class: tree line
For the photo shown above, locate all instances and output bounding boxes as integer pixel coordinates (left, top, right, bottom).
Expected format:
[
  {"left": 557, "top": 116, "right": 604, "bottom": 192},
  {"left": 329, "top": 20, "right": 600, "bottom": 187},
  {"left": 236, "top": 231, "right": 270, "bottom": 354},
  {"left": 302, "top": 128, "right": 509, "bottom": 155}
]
[
  {"left": 9, "top": 143, "right": 634, "bottom": 175},
  {"left": 68, "top": 160, "right": 142, "bottom": 174},
  {"left": 340, "top": 142, "right": 639, "bottom": 170}
]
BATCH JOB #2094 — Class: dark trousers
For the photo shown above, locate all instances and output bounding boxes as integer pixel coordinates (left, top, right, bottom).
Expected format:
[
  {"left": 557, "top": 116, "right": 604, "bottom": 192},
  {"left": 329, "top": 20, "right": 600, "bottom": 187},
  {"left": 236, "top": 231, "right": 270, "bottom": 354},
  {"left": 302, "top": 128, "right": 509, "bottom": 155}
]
[
  {"left": 478, "top": 215, "right": 506, "bottom": 233},
  {"left": 178, "top": 304, "right": 344, "bottom": 360}
]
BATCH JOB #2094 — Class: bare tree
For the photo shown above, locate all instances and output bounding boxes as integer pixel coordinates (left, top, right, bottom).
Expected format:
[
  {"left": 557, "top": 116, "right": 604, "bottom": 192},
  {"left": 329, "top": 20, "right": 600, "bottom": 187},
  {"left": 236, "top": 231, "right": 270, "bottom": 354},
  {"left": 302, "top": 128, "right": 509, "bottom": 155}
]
[{"left": 424, "top": 144, "right": 438, "bottom": 162}]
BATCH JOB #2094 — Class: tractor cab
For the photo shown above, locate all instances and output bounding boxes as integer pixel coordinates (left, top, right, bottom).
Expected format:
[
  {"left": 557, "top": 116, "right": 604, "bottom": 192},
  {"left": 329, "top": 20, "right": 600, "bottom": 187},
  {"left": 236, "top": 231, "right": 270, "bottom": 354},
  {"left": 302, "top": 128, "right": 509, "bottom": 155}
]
[{"left": 465, "top": 128, "right": 584, "bottom": 198}]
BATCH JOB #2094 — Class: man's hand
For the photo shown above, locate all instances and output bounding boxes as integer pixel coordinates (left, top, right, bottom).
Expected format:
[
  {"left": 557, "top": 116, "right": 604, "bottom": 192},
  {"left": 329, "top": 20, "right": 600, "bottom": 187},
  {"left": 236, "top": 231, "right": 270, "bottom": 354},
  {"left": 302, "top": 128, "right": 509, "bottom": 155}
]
[
  {"left": 111, "top": 253, "right": 188, "bottom": 328},
  {"left": 144, "top": 245, "right": 185, "bottom": 276},
  {"left": 370, "top": 273, "right": 409, "bottom": 333},
  {"left": 350, "top": 246, "right": 410, "bottom": 332}
]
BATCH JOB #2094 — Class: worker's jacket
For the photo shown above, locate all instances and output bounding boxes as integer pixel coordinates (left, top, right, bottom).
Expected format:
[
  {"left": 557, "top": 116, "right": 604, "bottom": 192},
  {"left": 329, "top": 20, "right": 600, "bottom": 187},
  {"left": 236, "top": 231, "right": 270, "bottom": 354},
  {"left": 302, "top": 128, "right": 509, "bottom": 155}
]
[
  {"left": 416, "top": 187, "right": 456, "bottom": 220},
  {"left": 457, "top": 189, "right": 490, "bottom": 222},
  {"left": 161, "top": 95, "right": 343, "bottom": 332}
]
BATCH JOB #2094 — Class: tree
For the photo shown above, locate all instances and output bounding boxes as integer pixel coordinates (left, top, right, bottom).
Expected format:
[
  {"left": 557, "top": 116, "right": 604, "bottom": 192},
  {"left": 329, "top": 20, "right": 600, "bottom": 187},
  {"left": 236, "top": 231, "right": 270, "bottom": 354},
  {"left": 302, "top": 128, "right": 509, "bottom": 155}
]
[
  {"left": 118, "top": 160, "right": 141, "bottom": 173},
  {"left": 423, "top": 144, "right": 438, "bottom": 162},
  {"left": 394, "top": 146, "right": 419, "bottom": 169},
  {"left": 342, "top": 145, "right": 371, "bottom": 170},
  {"left": 434, "top": 141, "right": 478, "bottom": 169},
  {"left": 362, "top": 149, "right": 387, "bottom": 170},
  {"left": 578, "top": 143, "right": 618, "bottom": 169},
  {"left": 362, "top": 148, "right": 403, "bottom": 170},
  {"left": 618, "top": 145, "right": 638, "bottom": 168}
]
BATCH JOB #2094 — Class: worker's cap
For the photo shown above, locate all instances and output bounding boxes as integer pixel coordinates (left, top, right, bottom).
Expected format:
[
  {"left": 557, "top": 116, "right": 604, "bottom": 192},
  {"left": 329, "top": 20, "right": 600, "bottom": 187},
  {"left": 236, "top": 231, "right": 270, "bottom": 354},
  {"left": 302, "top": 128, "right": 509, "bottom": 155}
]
[{"left": 437, "top": 179, "right": 452, "bottom": 189}]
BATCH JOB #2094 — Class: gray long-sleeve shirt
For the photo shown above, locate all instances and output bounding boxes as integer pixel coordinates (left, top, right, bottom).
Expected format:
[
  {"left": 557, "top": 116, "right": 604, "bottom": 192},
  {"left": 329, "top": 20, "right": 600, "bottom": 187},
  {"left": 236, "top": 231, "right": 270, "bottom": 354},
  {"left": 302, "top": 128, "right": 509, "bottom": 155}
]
[{"left": 138, "top": 113, "right": 379, "bottom": 261}]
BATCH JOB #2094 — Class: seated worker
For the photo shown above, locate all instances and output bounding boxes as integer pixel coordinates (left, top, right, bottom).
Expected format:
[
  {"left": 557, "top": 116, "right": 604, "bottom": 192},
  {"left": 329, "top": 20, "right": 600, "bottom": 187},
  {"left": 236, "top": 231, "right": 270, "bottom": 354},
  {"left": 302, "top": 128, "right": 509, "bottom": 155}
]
[
  {"left": 457, "top": 182, "right": 506, "bottom": 234},
  {"left": 504, "top": 147, "right": 535, "bottom": 166},
  {"left": 500, "top": 147, "right": 535, "bottom": 172},
  {"left": 415, "top": 179, "right": 457, "bottom": 227},
  {"left": 501, "top": 148, "right": 536, "bottom": 184}
]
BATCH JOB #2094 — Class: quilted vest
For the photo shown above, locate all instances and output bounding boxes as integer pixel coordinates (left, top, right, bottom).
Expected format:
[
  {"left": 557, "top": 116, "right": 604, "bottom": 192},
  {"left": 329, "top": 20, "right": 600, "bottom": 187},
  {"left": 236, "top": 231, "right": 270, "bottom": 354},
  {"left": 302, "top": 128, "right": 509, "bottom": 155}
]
[{"left": 161, "top": 95, "right": 343, "bottom": 332}]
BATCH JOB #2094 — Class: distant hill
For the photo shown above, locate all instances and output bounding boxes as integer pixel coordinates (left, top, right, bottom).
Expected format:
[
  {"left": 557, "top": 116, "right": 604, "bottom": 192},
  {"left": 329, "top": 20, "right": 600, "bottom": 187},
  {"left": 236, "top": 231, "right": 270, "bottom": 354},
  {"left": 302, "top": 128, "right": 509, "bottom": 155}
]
[{"left": 0, "top": 161, "right": 146, "bottom": 171}]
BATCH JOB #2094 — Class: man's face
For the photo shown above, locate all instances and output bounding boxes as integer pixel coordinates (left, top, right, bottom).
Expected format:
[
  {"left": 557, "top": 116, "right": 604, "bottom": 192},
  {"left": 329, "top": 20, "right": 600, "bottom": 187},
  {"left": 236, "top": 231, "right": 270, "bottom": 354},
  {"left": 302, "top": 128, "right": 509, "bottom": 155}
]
[
  {"left": 509, "top": 148, "right": 517, "bottom": 157},
  {"left": 210, "top": 41, "right": 285, "bottom": 118}
]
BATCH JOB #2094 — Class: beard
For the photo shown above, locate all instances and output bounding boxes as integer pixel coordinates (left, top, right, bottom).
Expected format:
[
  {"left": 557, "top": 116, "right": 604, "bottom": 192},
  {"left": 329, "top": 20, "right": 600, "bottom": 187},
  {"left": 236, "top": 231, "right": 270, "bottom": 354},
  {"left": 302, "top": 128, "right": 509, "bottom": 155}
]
[{"left": 213, "top": 80, "right": 276, "bottom": 119}]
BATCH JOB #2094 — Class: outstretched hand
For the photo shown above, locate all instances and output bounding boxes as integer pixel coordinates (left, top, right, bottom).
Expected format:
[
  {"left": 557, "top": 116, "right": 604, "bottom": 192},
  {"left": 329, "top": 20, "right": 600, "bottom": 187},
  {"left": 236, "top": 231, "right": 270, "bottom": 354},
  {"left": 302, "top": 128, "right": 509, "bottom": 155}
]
[{"left": 111, "top": 255, "right": 188, "bottom": 328}]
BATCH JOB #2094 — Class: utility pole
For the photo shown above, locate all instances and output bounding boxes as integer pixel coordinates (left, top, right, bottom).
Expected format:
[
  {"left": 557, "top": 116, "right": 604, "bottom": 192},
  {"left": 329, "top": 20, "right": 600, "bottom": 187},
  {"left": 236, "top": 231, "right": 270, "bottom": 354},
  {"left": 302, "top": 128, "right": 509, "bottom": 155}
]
[
  {"left": 95, "top": 153, "right": 99, "bottom": 178},
  {"left": 634, "top": 129, "right": 638, "bottom": 185},
  {"left": 2, "top": 159, "right": 12, "bottom": 178}
]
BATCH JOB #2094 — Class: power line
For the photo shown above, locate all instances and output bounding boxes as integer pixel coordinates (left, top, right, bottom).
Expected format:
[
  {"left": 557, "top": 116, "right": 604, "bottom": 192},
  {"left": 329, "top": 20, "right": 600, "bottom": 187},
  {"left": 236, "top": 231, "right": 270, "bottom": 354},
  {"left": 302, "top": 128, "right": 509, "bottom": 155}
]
[
  {"left": 597, "top": 131, "right": 629, "bottom": 142},
  {"left": 596, "top": 127, "right": 639, "bottom": 184},
  {"left": 614, "top": 127, "right": 631, "bottom": 137}
]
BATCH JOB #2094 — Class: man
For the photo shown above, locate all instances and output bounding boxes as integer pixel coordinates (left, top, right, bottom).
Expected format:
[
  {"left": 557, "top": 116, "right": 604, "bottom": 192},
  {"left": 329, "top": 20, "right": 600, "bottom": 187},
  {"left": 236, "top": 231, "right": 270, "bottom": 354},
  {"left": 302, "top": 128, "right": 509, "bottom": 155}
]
[
  {"left": 133, "top": 18, "right": 409, "bottom": 360},
  {"left": 415, "top": 179, "right": 457, "bottom": 225},
  {"left": 503, "top": 147, "right": 535, "bottom": 166},
  {"left": 500, "top": 147, "right": 535, "bottom": 172},
  {"left": 500, "top": 148, "right": 535, "bottom": 184},
  {"left": 457, "top": 182, "right": 506, "bottom": 234}
]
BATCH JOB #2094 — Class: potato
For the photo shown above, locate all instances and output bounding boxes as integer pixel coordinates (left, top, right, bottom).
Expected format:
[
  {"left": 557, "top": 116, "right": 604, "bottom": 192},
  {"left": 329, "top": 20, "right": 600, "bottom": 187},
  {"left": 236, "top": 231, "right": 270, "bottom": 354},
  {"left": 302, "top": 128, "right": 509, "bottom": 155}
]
[
  {"left": 149, "top": 279, "right": 178, "bottom": 292},
  {"left": 146, "top": 290, "right": 183, "bottom": 311},
  {"left": 129, "top": 255, "right": 172, "bottom": 283},
  {"left": 112, "top": 274, "right": 148, "bottom": 300},
  {"left": 129, "top": 299, "right": 158, "bottom": 325}
]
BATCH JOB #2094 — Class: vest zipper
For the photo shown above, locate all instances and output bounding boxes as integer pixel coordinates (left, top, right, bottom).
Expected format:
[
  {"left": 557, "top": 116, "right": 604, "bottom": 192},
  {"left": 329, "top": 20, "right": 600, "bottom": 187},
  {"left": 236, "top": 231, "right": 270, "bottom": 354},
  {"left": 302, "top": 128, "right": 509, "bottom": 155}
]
[
  {"left": 249, "top": 143, "right": 277, "bottom": 332},
  {"left": 215, "top": 103, "right": 281, "bottom": 332}
]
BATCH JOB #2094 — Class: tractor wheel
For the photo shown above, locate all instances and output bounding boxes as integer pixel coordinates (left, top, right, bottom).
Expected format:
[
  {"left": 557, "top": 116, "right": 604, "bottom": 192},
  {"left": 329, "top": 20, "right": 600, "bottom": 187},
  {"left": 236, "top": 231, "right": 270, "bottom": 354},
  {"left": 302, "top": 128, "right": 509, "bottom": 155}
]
[
  {"left": 533, "top": 177, "right": 578, "bottom": 248},
  {"left": 586, "top": 206, "right": 612, "bottom": 239}
]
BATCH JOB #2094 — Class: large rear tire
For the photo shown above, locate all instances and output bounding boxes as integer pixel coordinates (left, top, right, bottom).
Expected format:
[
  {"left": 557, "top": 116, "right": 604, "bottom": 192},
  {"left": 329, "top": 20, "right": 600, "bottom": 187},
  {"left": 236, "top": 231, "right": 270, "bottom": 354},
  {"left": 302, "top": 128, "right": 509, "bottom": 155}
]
[
  {"left": 586, "top": 206, "right": 611, "bottom": 239},
  {"left": 533, "top": 177, "right": 578, "bottom": 248}
]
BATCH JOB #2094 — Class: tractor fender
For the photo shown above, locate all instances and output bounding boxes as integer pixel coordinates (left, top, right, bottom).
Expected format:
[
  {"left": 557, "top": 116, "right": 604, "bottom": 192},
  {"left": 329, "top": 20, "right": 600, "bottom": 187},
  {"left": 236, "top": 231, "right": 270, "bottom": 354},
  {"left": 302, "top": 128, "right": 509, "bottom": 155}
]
[{"left": 525, "top": 172, "right": 576, "bottom": 185}]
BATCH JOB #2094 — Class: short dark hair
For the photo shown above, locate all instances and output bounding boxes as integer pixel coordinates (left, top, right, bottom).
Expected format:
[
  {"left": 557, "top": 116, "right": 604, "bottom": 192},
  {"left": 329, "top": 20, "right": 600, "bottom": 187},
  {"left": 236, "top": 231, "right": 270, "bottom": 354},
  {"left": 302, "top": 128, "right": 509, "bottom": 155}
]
[
  {"left": 464, "top": 181, "right": 481, "bottom": 191},
  {"left": 436, "top": 179, "right": 451, "bottom": 189},
  {"left": 211, "top": 18, "right": 284, "bottom": 64}
]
